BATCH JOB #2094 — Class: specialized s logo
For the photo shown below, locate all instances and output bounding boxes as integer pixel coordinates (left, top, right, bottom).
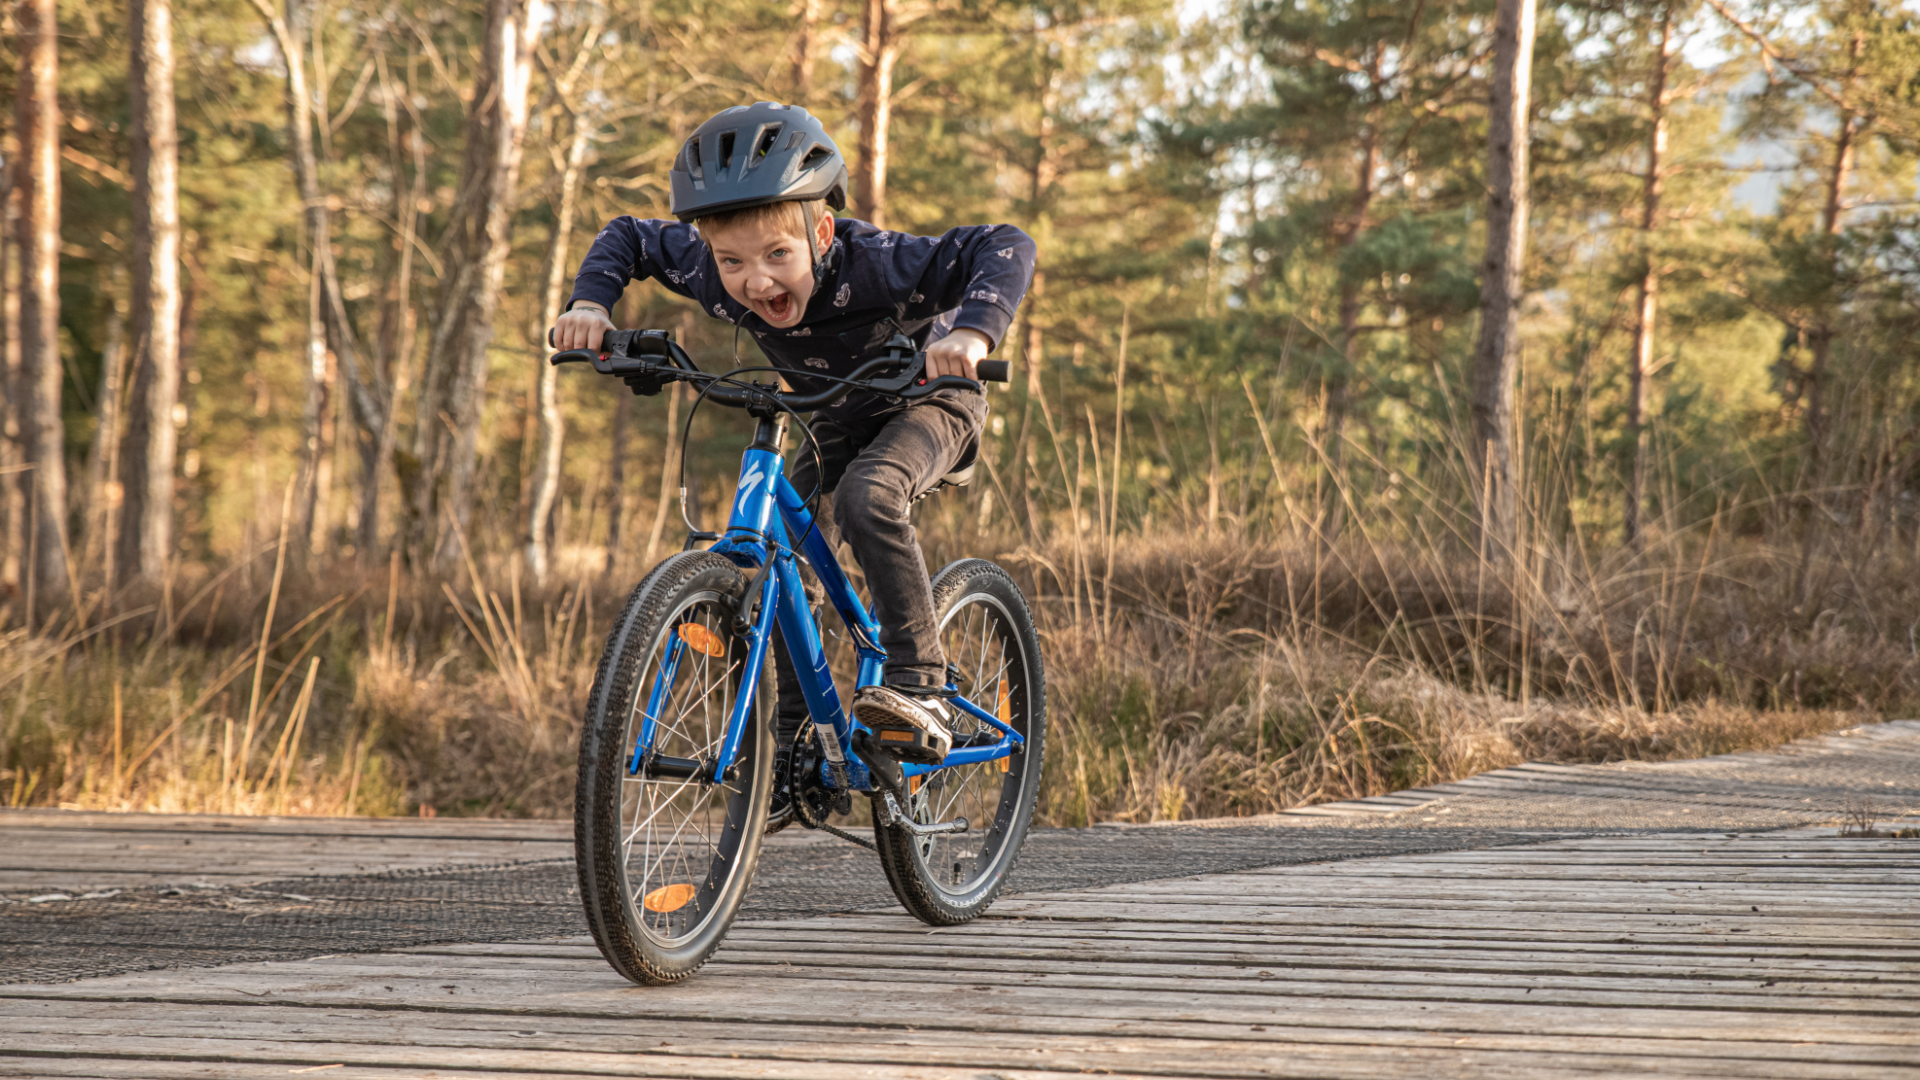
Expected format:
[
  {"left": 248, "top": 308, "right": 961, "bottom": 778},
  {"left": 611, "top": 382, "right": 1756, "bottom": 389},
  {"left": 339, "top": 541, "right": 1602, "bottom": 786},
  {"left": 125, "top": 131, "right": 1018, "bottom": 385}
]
[{"left": 734, "top": 464, "right": 767, "bottom": 518}]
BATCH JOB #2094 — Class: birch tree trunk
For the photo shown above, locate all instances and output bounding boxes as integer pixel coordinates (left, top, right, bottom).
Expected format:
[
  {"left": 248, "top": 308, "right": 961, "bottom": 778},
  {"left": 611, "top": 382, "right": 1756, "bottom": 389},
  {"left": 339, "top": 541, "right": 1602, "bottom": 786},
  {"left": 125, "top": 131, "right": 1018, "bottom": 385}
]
[
  {"left": 527, "top": 115, "right": 591, "bottom": 584},
  {"left": 361, "top": 54, "right": 424, "bottom": 561},
  {"left": 247, "top": 0, "right": 386, "bottom": 558},
  {"left": 641, "top": 378, "right": 683, "bottom": 569},
  {"left": 1470, "top": 0, "right": 1536, "bottom": 560},
  {"left": 854, "top": 0, "right": 899, "bottom": 227},
  {"left": 2, "top": 155, "right": 24, "bottom": 589},
  {"left": 419, "top": 0, "right": 535, "bottom": 571},
  {"left": 604, "top": 387, "right": 630, "bottom": 575},
  {"left": 14, "top": 0, "right": 69, "bottom": 609},
  {"left": 85, "top": 284, "right": 126, "bottom": 582},
  {"left": 120, "top": 0, "right": 184, "bottom": 584},
  {"left": 1622, "top": 7, "right": 1673, "bottom": 552}
]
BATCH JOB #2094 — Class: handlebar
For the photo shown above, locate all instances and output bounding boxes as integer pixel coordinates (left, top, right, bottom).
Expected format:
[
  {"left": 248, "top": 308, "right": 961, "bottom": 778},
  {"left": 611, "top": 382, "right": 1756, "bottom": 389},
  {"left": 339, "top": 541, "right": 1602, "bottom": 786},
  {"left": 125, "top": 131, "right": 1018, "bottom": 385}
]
[{"left": 548, "top": 328, "right": 1008, "bottom": 412}]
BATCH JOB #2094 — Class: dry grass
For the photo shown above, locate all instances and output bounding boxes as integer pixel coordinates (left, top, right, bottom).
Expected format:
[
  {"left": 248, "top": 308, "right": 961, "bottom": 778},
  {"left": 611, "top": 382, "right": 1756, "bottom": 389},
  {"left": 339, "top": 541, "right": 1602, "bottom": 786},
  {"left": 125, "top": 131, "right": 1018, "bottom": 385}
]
[
  {"left": 4, "top": 515, "right": 1912, "bottom": 823},
  {"left": 1009, "top": 530, "right": 1900, "bottom": 825},
  {"left": 1, "top": 551, "right": 593, "bottom": 819}
]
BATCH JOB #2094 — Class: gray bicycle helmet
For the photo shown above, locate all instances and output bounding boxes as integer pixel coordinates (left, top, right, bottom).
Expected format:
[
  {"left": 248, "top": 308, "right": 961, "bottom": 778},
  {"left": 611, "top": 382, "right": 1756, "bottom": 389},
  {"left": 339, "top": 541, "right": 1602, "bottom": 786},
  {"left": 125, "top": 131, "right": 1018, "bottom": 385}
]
[{"left": 669, "top": 102, "right": 849, "bottom": 223}]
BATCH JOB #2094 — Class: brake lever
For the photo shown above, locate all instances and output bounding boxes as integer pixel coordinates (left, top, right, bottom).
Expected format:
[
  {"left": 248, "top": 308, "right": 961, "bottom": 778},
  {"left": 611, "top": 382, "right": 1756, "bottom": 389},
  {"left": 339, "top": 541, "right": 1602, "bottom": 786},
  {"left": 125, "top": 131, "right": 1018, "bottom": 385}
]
[{"left": 898, "top": 374, "right": 985, "bottom": 400}]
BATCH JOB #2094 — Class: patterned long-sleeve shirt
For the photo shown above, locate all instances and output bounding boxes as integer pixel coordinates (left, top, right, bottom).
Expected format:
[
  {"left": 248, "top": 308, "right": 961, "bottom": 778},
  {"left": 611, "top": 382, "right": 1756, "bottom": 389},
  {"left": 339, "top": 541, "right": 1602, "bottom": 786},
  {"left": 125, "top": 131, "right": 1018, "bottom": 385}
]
[{"left": 568, "top": 216, "right": 1036, "bottom": 419}]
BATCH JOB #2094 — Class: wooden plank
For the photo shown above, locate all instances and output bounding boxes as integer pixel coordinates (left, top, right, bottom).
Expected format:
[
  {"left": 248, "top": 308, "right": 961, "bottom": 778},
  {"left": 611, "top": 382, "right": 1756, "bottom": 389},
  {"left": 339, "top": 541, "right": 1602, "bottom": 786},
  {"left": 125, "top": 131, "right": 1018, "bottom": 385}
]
[
  {"left": 8, "top": 1001, "right": 1920, "bottom": 1064},
  {"left": 422, "top": 938, "right": 1920, "bottom": 975},
  {"left": 7, "top": 1029, "right": 1920, "bottom": 1080},
  {"left": 11, "top": 958, "right": 1916, "bottom": 1019},
  {"left": 9, "top": 992, "right": 1918, "bottom": 1055}
]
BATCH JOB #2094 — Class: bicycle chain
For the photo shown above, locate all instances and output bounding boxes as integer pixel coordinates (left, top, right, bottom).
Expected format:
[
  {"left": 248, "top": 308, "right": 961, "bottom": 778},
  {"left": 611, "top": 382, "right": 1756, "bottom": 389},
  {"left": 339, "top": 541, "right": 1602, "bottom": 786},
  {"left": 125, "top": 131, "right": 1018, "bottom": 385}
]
[{"left": 814, "top": 818, "right": 878, "bottom": 852}]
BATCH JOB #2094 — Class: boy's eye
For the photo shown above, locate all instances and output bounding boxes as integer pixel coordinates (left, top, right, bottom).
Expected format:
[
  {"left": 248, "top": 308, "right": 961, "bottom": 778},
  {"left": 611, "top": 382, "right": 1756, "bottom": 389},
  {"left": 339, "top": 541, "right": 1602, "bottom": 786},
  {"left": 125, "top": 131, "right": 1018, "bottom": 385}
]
[{"left": 770, "top": 248, "right": 787, "bottom": 259}]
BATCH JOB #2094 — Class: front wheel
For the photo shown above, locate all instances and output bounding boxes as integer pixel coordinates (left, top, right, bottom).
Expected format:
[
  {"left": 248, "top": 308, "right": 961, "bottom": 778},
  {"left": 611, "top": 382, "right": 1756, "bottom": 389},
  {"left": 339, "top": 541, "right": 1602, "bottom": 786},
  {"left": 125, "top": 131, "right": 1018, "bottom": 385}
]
[
  {"left": 874, "top": 559, "right": 1046, "bottom": 925},
  {"left": 574, "top": 551, "right": 773, "bottom": 984}
]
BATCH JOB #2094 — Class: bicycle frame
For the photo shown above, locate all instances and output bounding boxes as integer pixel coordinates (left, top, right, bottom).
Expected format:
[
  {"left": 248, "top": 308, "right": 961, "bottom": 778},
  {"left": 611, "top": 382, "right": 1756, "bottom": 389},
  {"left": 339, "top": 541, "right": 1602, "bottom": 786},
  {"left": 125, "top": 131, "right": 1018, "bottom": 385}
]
[{"left": 630, "top": 412, "right": 1024, "bottom": 793}]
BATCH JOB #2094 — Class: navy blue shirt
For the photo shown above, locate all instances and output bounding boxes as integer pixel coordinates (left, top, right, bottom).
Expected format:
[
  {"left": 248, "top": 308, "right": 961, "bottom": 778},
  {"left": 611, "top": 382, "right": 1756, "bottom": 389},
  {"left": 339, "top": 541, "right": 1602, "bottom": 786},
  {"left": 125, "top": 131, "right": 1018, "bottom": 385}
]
[{"left": 568, "top": 216, "right": 1036, "bottom": 418}]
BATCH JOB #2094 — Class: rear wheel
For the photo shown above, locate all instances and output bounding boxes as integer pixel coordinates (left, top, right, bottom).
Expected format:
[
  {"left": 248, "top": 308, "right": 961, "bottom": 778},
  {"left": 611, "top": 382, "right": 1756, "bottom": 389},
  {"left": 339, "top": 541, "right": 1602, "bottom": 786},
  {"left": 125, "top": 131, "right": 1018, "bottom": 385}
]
[
  {"left": 873, "top": 559, "right": 1045, "bottom": 925},
  {"left": 574, "top": 551, "right": 773, "bottom": 984}
]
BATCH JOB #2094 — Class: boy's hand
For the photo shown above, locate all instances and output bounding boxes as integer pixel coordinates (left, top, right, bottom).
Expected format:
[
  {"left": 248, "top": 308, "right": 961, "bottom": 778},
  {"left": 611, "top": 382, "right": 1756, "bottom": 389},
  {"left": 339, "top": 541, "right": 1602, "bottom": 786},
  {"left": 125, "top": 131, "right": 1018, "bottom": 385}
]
[
  {"left": 926, "top": 327, "right": 991, "bottom": 383},
  {"left": 552, "top": 301, "right": 615, "bottom": 352}
]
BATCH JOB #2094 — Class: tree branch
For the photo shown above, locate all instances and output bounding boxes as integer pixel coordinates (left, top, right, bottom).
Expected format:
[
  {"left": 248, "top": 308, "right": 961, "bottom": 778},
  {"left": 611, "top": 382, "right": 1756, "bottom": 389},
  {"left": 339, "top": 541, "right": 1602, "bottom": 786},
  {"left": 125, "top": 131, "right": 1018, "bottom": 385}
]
[{"left": 1701, "top": 0, "right": 1863, "bottom": 117}]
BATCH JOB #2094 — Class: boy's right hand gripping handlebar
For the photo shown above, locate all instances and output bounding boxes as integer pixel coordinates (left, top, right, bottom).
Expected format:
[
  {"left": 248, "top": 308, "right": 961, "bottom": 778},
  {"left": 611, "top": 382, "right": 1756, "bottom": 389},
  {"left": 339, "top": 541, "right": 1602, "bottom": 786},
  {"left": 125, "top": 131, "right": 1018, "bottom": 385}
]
[{"left": 548, "top": 329, "right": 1008, "bottom": 410}]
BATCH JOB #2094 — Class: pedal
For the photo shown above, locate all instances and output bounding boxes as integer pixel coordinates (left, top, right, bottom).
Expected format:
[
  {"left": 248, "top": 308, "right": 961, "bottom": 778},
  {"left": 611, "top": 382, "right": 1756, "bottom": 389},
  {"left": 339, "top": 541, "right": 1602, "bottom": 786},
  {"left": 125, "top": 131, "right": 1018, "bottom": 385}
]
[{"left": 869, "top": 724, "right": 944, "bottom": 766}]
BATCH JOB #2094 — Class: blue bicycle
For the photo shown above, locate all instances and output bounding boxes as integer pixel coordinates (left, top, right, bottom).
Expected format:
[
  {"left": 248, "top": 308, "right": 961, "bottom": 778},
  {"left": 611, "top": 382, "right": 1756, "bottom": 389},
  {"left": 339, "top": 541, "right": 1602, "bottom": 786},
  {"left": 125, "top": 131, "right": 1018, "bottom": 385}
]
[{"left": 551, "top": 329, "right": 1046, "bottom": 984}]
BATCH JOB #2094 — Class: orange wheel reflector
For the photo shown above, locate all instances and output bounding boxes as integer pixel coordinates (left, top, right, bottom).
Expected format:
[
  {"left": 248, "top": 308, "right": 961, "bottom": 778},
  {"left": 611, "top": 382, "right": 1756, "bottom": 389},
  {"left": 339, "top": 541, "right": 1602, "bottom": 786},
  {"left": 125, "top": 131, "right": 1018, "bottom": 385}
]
[
  {"left": 996, "top": 683, "right": 1014, "bottom": 771},
  {"left": 909, "top": 774, "right": 922, "bottom": 794},
  {"left": 642, "top": 883, "right": 699, "bottom": 913},
  {"left": 677, "top": 623, "right": 727, "bottom": 657}
]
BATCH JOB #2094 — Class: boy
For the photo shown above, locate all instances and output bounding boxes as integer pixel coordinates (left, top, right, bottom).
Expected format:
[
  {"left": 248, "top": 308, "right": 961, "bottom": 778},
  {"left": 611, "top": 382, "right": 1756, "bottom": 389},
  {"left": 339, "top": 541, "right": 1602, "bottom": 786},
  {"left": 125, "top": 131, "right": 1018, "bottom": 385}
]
[{"left": 551, "top": 102, "right": 1035, "bottom": 820}]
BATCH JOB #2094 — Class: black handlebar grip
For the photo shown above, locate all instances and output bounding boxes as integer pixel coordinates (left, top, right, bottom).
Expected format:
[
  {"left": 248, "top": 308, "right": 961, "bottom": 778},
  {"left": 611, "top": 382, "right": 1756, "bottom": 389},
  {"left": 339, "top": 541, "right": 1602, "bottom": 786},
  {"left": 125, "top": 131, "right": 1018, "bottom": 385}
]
[{"left": 976, "top": 360, "right": 1009, "bottom": 383}]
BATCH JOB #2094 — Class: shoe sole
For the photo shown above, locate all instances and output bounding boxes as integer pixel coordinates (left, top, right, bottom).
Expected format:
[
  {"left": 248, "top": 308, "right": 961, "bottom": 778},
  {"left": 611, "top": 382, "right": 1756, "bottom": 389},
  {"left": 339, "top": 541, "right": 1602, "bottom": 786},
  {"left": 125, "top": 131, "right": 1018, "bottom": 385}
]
[{"left": 852, "top": 700, "right": 950, "bottom": 767}]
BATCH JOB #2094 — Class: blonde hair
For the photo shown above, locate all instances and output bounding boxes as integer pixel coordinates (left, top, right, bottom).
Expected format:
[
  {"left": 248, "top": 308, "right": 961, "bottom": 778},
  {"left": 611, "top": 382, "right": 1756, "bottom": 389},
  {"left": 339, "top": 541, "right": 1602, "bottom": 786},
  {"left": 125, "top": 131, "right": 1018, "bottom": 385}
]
[{"left": 693, "top": 200, "right": 829, "bottom": 251}]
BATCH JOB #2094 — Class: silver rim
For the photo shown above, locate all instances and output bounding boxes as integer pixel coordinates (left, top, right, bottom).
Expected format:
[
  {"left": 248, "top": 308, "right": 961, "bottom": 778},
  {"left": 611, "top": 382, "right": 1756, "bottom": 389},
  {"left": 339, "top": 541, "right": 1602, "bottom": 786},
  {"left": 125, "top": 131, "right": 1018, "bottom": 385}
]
[
  {"left": 616, "top": 592, "right": 746, "bottom": 946},
  {"left": 908, "top": 588, "right": 1026, "bottom": 894}
]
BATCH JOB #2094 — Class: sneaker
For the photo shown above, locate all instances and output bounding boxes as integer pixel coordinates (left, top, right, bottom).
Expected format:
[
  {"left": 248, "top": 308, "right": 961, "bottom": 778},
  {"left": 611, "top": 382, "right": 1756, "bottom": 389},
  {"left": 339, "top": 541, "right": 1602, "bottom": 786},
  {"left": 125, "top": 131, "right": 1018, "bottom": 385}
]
[{"left": 851, "top": 685, "right": 954, "bottom": 766}]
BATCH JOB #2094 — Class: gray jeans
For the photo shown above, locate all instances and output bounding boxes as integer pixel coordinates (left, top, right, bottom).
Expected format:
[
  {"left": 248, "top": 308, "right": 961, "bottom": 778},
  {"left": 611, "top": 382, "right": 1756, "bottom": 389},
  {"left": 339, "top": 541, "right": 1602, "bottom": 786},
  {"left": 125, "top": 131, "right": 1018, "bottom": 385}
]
[{"left": 772, "top": 391, "right": 988, "bottom": 741}]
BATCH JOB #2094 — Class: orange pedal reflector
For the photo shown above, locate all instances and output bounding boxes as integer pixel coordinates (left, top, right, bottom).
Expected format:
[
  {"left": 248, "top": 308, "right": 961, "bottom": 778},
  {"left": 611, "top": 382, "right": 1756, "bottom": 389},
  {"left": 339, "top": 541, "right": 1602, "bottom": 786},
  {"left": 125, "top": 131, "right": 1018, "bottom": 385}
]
[
  {"left": 642, "top": 883, "right": 698, "bottom": 913},
  {"left": 879, "top": 729, "right": 914, "bottom": 742},
  {"left": 677, "top": 623, "right": 727, "bottom": 657}
]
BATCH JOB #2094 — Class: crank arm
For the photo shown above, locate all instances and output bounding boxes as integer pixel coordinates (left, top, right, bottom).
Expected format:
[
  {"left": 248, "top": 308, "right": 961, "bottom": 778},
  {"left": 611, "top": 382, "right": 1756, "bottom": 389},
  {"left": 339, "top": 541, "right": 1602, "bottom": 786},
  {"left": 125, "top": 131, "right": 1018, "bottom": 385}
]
[{"left": 879, "top": 791, "right": 968, "bottom": 837}]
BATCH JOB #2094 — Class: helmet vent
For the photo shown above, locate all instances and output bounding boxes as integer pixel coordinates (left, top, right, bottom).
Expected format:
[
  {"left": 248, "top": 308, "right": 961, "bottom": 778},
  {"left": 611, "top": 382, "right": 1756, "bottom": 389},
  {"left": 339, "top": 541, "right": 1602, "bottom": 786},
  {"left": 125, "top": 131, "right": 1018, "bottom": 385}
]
[
  {"left": 801, "top": 144, "right": 832, "bottom": 170},
  {"left": 752, "top": 126, "right": 781, "bottom": 164},
  {"left": 716, "top": 130, "right": 737, "bottom": 172},
  {"left": 784, "top": 130, "right": 806, "bottom": 151},
  {"left": 681, "top": 138, "right": 704, "bottom": 182}
]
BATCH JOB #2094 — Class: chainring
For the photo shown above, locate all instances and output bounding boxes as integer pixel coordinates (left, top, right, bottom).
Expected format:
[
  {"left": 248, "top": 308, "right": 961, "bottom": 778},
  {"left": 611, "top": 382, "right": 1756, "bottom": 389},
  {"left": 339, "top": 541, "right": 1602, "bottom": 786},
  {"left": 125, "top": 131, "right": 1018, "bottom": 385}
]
[{"left": 790, "top": 725, "right": 852, "bottom": 828}]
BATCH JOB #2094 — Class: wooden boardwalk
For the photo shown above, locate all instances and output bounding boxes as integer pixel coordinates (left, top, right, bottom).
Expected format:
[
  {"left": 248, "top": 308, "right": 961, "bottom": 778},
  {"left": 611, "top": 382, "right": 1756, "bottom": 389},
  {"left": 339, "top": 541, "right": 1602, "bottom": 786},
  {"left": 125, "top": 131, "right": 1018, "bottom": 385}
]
[
  {"left": 3, "top": 724, "right": 1917, "bottom": 1079},
  {"left": 2, "top": 825, "right": 1916, "bottom": 1078}
]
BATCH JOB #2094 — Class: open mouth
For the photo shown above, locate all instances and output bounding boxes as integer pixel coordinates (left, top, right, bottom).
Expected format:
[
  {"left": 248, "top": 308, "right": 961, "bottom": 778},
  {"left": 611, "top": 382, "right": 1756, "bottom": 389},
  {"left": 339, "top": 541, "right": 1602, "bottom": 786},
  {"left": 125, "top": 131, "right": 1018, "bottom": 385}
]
[{"left": 758, "top": 292, "right": 795, "bottom": 323}]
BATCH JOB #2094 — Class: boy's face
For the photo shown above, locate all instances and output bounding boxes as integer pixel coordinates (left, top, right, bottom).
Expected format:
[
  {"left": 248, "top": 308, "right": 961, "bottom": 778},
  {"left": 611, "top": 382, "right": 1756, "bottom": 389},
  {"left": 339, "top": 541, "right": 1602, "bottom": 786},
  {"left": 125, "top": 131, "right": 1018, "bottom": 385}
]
[{"left": 704, "top": 209, "right": 833, "bottom": 328}]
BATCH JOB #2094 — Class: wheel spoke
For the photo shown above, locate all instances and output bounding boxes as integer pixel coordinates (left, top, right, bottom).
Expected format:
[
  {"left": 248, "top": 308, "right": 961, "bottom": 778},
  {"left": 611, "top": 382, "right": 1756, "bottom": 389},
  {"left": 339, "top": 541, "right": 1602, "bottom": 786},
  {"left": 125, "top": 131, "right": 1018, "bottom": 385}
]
[
  {"left": 599, "top": 588, "right": 761, "bottom": 949},
  {"left": 911, "top": 588, "right": 1033, "bottom": 897}
]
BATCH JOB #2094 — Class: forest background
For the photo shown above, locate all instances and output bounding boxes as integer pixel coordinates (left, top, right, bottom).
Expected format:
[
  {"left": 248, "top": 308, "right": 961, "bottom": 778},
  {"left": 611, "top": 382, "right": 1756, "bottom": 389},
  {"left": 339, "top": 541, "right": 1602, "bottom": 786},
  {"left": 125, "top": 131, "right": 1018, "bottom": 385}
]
[{"left": 2, "top": 0, "right": 1917, "bottom": 824}]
